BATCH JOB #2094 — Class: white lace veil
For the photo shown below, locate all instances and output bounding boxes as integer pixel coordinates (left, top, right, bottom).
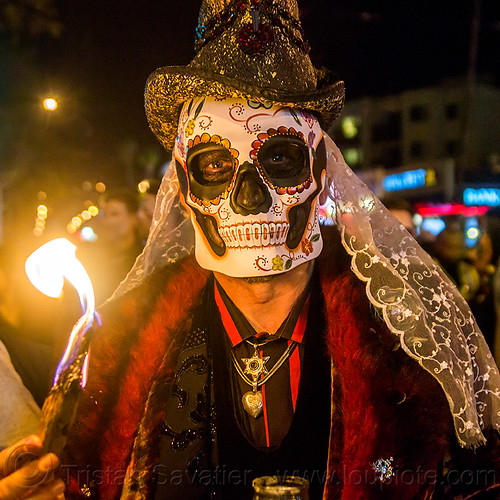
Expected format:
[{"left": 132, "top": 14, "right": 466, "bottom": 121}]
[{"left": 113, "top": 132, "right": 500, "bottom": 448}]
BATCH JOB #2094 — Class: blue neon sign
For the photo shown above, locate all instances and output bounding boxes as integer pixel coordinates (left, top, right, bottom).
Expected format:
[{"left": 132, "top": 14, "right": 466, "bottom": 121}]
[
  {"left": 383, "top": 169, "right": 427, "bottom": 192},
  {"left": 421, "top": 218, "right": 446, "bottom": 236},
  {"left": 463, "top": 188, "right": 500, "bottom": 207}
]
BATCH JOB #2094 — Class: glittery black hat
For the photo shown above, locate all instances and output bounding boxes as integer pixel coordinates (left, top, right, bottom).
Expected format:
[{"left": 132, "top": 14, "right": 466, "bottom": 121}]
[{"left": 145, "top": 0, "right": 345, "bottom": 150}]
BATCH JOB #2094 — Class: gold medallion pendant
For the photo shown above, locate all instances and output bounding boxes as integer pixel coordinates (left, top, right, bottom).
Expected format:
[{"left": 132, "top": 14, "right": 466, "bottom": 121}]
[
  {"left": 242, "top": 388, "right": 264, "bottom": 418},
  {"left": 232, "top": 341, "right": 298, "bottom": 418},
  {"left": 240, "top": 351, "right": 269, "bottom": 418},
  {"left": 242, "top": 351, "right": 270, "bottom": 380}
]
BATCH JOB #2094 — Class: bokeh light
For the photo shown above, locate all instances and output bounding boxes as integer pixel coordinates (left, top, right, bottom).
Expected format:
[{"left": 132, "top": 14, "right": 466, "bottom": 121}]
[
  {"left": 138, "top": 180, "right": 150, "bottom": 194},
  {"left": 341, "top": 116, "right": 359, "bottom": 139},
  {"left": 88, "top": 205, "right": 99, "bottom": 216},
  {"left": 81, "top": 227, "right": 97, "bottom": 242},
  {"left": 467, "top": 227, "right": 479, "bottom": 240},
  {"left": 33, "top": 204, "right": 49, "bottom": 236},
  {"left": 42, "top": 98, "right": 58, "bottom": 111},
  {"left": 72, "top": 217, "right": 82, "bottom": 227}
]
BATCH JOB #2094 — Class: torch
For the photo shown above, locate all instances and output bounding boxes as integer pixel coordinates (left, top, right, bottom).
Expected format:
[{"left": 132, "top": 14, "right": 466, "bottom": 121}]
[{"left": 25, "top": 238, "right": 97, "bottom": 457}]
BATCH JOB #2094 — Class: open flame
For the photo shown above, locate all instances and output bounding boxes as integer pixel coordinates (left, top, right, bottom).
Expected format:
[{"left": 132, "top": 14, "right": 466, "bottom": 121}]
[{"left": 25, "top": 238, "right": 96, "bottom": 386}]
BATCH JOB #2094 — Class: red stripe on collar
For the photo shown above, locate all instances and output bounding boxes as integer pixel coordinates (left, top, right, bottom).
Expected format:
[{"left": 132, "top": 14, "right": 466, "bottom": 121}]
[
  {"left": 291, "top": 295, "right": 310, "bottom": 343},
  {"left": 214, "top": 281, "right": 243, "bottom": 346}
]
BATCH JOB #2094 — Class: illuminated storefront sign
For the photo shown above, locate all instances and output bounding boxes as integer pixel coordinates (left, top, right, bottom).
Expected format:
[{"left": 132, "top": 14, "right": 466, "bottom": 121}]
[
  {"left": 415, "top": 203, "right": 489, "bottom": 217},
  {"left": 383, "top": 168, "right": 436, "bottom": 192},
  {"left": 463, "top": 187, "right": 500, "bottom": 207}
]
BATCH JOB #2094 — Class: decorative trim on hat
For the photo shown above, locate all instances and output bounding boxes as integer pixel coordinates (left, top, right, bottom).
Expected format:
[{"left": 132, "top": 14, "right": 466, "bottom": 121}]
[
  {"left": 145, "top": 67, "right": 344, "bottom": 150},
  {"left": 195, "top": 0, "right": 310, "bottom": 55}
]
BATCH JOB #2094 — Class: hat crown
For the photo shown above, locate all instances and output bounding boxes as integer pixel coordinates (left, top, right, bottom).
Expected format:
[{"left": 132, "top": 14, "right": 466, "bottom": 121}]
[
  {"left": 191, "top": 0, "right": 316, "bottom": 94},
  {"left": 144, "top": 0, "right": 344, "bottom": 151},
  {"left": 198, "top": 0, "right": 299, "bottom": 24}
]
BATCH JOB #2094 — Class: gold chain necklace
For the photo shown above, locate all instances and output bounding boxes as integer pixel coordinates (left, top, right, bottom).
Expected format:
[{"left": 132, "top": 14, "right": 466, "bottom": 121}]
[{"left": 231, "top": 340, "right": 298, "bottom": 418}]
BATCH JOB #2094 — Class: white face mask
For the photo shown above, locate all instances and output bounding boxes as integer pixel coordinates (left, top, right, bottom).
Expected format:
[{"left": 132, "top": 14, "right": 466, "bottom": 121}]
[{"left": 174, "top": 97, "right": 326, "bottom": 277}]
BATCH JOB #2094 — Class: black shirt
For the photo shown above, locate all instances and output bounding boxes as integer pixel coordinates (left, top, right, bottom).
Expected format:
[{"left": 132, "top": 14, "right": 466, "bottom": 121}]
[
  {"left": 214, "top": 279, "right": 310, "bottom": 449},
  {"left": 155, "top": 273, "right": 331, "bottom": 499}
]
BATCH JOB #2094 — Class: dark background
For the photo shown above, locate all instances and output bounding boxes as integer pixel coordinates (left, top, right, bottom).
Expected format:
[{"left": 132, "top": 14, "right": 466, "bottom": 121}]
[{"left": 44, "top": 0, "right": 499, "bottom": 154}]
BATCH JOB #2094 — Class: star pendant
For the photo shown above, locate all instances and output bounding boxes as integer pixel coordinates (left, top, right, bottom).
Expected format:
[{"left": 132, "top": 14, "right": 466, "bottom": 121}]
[{"left": 242, "top": 352, "right": 270, "bottom": 381}]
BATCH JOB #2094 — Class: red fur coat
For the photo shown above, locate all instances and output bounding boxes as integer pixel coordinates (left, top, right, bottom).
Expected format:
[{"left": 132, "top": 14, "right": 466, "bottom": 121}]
[{"left": 64, "top": 233, "right": 496, "bottom": 499}]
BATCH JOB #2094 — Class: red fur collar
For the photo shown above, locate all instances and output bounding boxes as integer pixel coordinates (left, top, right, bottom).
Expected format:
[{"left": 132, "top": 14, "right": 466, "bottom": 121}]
[{"left": 66, "top": 257, "right": 211, "bottom": 498}]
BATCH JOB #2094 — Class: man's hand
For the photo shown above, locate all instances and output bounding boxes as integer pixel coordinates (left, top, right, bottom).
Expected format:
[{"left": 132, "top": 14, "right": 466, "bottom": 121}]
[{"left": 0, "top": 436, "right": 65, "bottom": 499}]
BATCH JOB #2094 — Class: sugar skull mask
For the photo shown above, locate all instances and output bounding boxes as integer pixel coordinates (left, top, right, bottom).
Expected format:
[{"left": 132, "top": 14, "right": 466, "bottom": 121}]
[{"left": 174, "top": 97, "right": 326, "bottom": 277}]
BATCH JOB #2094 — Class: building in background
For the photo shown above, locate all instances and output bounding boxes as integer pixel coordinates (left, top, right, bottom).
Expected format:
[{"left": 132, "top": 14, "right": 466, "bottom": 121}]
[{"left": 329, "top": 77, "right": 500, "bottom": 202}]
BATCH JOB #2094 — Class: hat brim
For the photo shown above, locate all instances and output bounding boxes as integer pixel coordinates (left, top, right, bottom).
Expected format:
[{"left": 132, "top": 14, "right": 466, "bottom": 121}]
[{"left": 145, "top": 66, "right": 345, "bottom": 151}]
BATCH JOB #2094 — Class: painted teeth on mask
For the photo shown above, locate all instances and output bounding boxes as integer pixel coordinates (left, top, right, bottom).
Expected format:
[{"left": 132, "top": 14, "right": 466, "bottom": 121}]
[{"left": 219, "top": 222, "right": 290, "bottom": 248}]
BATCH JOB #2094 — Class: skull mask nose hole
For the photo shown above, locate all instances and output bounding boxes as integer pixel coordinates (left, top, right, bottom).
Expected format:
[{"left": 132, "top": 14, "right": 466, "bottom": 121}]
[{"left": 230, "top": 162, "right": 272, "bottom": 216}]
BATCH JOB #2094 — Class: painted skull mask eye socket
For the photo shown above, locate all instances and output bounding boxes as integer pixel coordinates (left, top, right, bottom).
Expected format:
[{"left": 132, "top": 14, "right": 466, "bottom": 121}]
[
  {"left": 257, "top": 136, "right": 310, "bottom": 188},
  {"left": 186, "top": 142, "right": 236, "bottom": 201}
]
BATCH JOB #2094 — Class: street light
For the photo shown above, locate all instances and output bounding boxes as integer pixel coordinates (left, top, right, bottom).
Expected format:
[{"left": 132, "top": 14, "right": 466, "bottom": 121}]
[{"left": 42, "top": 97, "right": 58, "bottom": 111}]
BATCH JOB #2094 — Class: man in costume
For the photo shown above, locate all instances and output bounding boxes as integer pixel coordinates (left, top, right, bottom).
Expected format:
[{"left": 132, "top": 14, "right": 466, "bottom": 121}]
[
  {"left": 63, "top": 0, "right": 500, "bottom": 498},
  {"left": 2, "top": 0, "right": 499, "bottom": 498}
]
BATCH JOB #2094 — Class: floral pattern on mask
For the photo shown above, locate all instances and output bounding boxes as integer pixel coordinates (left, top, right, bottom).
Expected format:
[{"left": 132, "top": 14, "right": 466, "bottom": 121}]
[
  {"left": 252, "top": 206, "right": 322, "bottom": 273},
  {"left": 300, "top": 110, "right": 317, "bottom": 129},
  {"left": 228, "top": 102, "right": 307, "bottom": 135},
  {"left": 186, "top": 133, "right": 239, "bottom": 160},
  {"left": 182, "top": 98, "right": 214, "bottom": 138}
]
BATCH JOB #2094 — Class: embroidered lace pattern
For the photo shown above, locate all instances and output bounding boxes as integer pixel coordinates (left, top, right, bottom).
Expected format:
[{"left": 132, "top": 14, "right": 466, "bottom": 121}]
[{"left": 322, "top": 134, "right": 500, "bottom": 447}]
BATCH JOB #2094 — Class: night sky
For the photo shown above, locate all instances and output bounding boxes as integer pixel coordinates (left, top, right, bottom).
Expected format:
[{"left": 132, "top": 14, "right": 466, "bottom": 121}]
[{"left": 38, "top": 0, "right": 498, "bottom": 155}]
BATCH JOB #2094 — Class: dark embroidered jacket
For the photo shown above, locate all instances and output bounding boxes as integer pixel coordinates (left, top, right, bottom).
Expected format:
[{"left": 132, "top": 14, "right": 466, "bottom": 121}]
[{"left": 63, "top": 230, "right": 499, "bottom": 499}]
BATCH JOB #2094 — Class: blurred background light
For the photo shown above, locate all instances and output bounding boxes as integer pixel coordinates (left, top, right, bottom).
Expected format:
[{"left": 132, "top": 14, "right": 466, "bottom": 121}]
[
  {"left": 42, "top": 98, "right": 58, "bottom": 111},
  {"left": 465, "top": 217, "right": 480, "bottom": 248},
  {"left": 37, "top": 205, "right": 48, "bottom": 218},
  {"left": 421, "top": 218, "right": 446, "bottom": 236},
  {"left": 463, "top": 187, "right": 500, "bottom": 207},
  {"left": 467, "top": 227, "right": 480, "bottom": 239},
  {"left": 88, "top": 205, "right": 99, "bottom": 216},
  {"left": 384, "top": 169, "right": 427, "bottom": 192},
  {"left": 138, "top": 179, "right": 150, "bottom": 193},
  {"left": 341, "top": 116, "right": 359, "bottom": 139},
  {"left": 344, "top": 148, "right": 362, "bottom": 166},
  {"left": 80, "top": 226, "right": 97, "bottom": 242}
]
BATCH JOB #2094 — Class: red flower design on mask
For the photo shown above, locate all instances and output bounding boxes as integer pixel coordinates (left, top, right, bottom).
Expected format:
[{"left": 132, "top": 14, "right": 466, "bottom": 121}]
[{"left": 301, "top": 238, "right": 313, "bottom": 256}]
